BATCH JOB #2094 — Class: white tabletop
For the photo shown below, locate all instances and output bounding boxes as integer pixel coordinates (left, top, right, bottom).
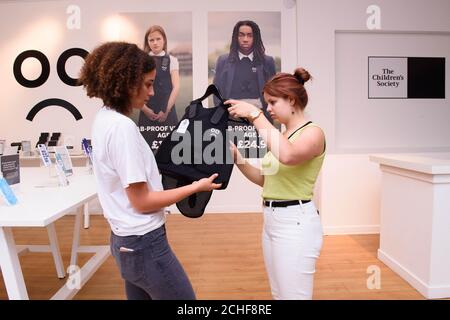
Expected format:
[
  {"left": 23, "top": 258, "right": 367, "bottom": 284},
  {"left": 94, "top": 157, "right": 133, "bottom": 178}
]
[
  {"left": 370, "top": 152, "right": 450, "bottom": 175},
  {"left": 0, "top": 167, "right": 97, "bottom": 227},
  {"left": 20, "top": 153, "right": 87, "bottom": 159}
]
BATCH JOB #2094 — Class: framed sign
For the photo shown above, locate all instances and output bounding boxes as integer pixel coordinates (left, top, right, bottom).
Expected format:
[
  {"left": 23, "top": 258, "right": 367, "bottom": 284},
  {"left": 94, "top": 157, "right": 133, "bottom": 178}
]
[
  {"left": 369, "top": 56, "right": 445, "bottom": 99},
  {"left": 208, "top": 12, "right": 281, "bottom": 158}
]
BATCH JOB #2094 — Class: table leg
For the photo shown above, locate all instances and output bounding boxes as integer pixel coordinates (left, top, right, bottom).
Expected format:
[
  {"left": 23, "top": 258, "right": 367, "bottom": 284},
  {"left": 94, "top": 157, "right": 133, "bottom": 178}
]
[
  {"left": 0, "top": 227, "right": 29, "bottom": 300},
  {"left": 46, "top": 223, "right": 65, "bottom": 279},
  {"left": 83, "top": 202, "right": 90, "bottom": 229},
  {"left": 70, "top": 206, "right": 83, "bottom": 267}
]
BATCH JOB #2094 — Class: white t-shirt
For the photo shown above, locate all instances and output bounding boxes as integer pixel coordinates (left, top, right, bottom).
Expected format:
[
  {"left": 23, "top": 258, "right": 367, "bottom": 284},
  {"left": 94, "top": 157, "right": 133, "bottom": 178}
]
[
  {"left": 91, "top": 107, "right": 165, "bottom": 236},
  {"left": 149, "top": 50, "right": 179, "bottom": 72}
]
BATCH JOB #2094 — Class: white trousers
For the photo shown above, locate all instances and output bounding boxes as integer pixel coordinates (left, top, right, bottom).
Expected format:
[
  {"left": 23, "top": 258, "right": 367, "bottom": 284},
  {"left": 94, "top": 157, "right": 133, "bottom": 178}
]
[{"left": 262, "top": 201, "right": 323, "bottom": 300}]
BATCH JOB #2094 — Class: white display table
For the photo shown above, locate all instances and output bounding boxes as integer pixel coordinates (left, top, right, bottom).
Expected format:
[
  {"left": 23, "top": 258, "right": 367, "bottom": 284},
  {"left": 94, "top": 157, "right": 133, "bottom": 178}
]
[
  {"left": 370, "top": 153, "right": 450, "bottom": 299},
  {"left": 0, "top": 167, "right": 109, "bottom": 300},
  {"left": 19, "top": 154, "right": 93, "bottom": 229}
]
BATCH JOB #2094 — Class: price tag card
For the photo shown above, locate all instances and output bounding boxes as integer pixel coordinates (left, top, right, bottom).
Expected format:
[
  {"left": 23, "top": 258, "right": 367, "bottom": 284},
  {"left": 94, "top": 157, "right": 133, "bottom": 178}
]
[
  {"left": 37, "top": 144, "right": 52, "bottom": 167},
  {"left": 53, "top": 146, "right": 73, "bottom": 175}
]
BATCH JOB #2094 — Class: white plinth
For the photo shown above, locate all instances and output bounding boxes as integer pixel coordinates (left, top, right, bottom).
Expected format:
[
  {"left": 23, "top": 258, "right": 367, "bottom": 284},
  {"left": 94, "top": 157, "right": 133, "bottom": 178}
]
[{"left": 370, "top": 153, "right": 450, "bottom": 299}]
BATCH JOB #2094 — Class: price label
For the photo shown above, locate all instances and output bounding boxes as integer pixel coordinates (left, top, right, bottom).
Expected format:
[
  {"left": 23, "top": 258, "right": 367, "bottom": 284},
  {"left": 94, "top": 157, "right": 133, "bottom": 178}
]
[{"left": 37, "top": 144, "right": 52, "bottom": 167}]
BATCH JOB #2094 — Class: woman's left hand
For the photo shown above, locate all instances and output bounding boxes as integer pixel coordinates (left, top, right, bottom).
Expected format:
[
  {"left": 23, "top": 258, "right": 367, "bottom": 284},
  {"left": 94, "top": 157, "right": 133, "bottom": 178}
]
[{"left": 225, "top": 99, "right": 259, "bottom": 120}]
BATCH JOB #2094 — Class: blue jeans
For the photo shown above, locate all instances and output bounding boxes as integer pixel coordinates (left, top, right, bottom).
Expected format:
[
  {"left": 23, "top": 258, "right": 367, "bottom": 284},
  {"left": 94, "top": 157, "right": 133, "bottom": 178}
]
[{"left": 110, "top": 225, "right": 196, "bottom": 300}]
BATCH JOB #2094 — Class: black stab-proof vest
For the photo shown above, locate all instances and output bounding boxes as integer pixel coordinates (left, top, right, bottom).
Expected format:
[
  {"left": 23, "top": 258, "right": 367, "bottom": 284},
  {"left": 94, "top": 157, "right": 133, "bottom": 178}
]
[{"left": 155, "top": 85, "right": 236, "bottom": 218}]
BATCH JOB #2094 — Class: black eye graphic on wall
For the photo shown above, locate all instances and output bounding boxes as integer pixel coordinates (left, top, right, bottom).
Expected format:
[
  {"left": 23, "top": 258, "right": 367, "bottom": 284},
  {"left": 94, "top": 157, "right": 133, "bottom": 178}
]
[
  {"left": 13, "top": 50, "right": 50, "bottom": 88},
  {"left": 13, "top": 48, "right": 89, "bottom": 121}
]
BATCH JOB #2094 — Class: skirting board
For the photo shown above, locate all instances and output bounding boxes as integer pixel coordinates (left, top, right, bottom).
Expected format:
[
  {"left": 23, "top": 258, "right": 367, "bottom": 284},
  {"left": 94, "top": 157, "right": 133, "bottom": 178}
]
[{"left": 378, "top": 249, "right": 450, "bottom": 299}]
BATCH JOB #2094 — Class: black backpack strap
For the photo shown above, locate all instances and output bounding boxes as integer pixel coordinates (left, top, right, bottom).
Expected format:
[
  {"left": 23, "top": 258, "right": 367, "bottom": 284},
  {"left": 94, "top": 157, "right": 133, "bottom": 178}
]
[
  {"left": 210, "top": 106, "right": 226, "bottom": 125},
  {"left": 188, "top": 103, "right": 197, "bottom": 119},
  {"left": 288, "top": 121, "right": 312, "bottom": 139}
]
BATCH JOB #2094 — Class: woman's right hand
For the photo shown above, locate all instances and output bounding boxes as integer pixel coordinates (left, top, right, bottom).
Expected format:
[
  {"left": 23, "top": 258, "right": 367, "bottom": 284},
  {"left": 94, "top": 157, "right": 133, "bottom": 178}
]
[
  {"left": 143, "top": 105, "right": 159, "bottom": 121},
  {"left": 229, "top": 141, "right": 243, "bottom": 164},
  {"left": 157, "top": 111, "right": 167, "bottom": 123},
  {"left": 192, "top": 173, "right": 222, "bottom": 192},
  {"left": 148, "top": 109, "right": 159, "bottom": 121}
]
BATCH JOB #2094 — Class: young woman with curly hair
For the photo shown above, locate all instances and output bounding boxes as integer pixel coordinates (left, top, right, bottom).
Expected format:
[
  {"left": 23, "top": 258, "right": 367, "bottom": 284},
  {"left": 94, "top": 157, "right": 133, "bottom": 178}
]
[{"left": 79, "top": 42, "right": 221, "bottom": 300}]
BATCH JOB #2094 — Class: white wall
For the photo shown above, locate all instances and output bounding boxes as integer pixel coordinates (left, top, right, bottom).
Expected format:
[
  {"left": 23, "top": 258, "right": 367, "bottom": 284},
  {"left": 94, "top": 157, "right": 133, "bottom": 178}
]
[
  {"left": 298, "top": 0, "right": 450, "bottom": 234},
  {"left": 1, "top": 0, "right": 449, "bottom": 234}
]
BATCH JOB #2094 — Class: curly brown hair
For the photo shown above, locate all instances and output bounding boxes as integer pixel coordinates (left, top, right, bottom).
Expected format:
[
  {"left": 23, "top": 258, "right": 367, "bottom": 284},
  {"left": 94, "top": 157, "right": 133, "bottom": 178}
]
[{"left": 79, "top": 42, "right": 156, "bottom": 114}]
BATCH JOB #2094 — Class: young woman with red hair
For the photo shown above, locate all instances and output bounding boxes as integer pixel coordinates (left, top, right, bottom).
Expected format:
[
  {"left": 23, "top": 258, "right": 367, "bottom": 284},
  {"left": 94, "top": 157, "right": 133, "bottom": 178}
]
[{"left": 226, "top": 68, "right": 325, "bottom": 300}]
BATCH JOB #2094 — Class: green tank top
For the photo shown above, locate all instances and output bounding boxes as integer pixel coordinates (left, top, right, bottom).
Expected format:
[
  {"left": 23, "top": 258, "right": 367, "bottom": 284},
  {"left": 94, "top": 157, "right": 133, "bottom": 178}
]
[{"left": 262, "top": 122, "right": 325, "bottom": 200}]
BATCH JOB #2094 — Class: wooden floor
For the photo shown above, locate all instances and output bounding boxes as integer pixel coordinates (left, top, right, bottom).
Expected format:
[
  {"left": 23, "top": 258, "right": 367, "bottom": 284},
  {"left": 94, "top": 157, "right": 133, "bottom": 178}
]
[{"left": 0, "top": 213, "right": 426, "bottom": 300}]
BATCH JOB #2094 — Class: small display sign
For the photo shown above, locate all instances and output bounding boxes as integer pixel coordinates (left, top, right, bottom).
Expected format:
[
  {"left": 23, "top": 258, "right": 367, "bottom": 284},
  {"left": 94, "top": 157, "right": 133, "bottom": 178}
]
[
  {"left": 37, "top": 144, "right": 52, "bottom": 167},
  {"left": 53, "top": 146, "right": 74, "bottom": 175},
  {"left": 0, "top": 154, "right": 20, "bottom": 185}
]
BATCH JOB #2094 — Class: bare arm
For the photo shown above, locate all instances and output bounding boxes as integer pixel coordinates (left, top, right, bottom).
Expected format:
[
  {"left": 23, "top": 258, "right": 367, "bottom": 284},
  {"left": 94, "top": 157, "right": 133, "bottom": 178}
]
[
  {"left": 231, "top": 143, "right": 264, "bottom": 187},
  {"left": 226, "top": 100, "right": 325, "bottom": 166},
  {"left": 126, "top": 173, "right": 221, "bottom": 213},
  {"left": 165, "top": 69, "right": 180, "bottom": 114}
]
